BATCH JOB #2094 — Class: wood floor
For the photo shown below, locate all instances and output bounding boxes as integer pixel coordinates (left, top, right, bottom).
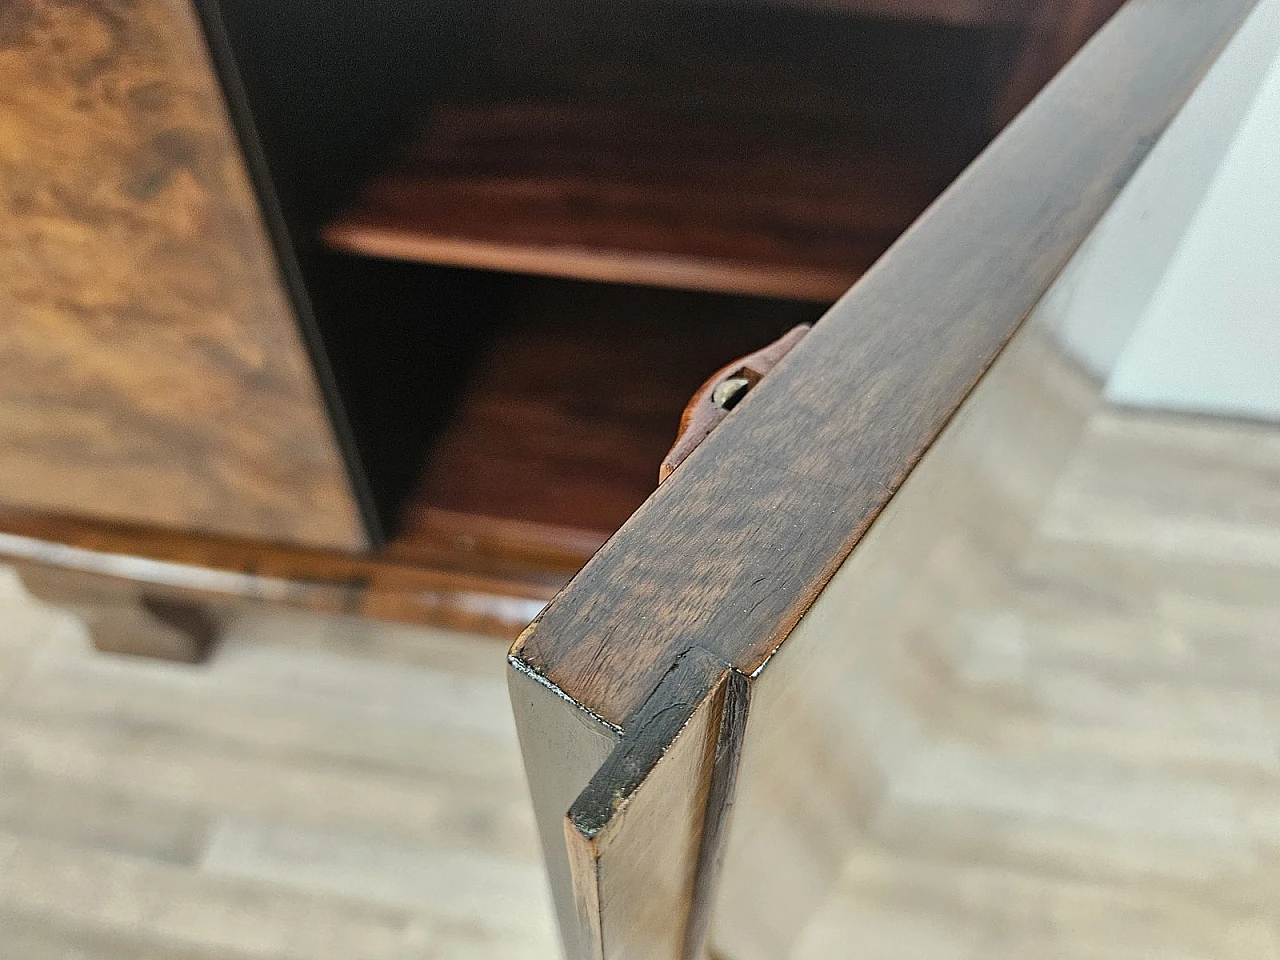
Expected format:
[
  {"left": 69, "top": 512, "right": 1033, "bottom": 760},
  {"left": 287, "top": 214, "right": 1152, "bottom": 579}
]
[
  {"left": 0, "top": 404, "right": 1277, "bottom": 960},
  {"left": 0, "top": 573, "right": 557, "bottom": 960}
]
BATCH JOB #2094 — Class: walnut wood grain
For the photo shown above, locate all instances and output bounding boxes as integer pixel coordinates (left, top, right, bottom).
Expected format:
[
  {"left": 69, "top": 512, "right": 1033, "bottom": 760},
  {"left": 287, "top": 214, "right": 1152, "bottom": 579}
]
[
  {"left": 0, "top": 276, "right": 823, "bottom": 646},
  {"left": 0, "top": 511, "right": 562, "bottom": 639},
  {"left": 0, "top": 0, "right": 364, "bottom": 549},
  {"left": 510, "top": 5, "right": 1260, "bottom": 957},
  {"left": 511, "top": 0, "right": 1258, "bottom": 728},
  {"left": 325, "top": 5, "right": 993, "bottom": 300},
  {"left": 398, "top": 279, "right": 823, "bottom": 556},
  {"left": 565, "top": 649, "right": 746, "bottom": 960}
]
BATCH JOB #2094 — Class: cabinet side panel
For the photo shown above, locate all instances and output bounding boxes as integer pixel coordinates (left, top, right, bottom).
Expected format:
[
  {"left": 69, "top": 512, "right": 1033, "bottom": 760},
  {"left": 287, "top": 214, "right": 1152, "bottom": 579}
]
[
  {"left": 575, "top": 685, "right": 722, "bottom": 960},
  {"left": 0, "top": 0, "right": 365, "bottom": 549},
  {"left": 509, "top": 662, "right": 618, "bottom": 960},
  {"left": 709, "top": 3, "right": 1280, "bottom": 934},
  {"left": 713, "top": 324, "right": 1100, "bottom": 959}
]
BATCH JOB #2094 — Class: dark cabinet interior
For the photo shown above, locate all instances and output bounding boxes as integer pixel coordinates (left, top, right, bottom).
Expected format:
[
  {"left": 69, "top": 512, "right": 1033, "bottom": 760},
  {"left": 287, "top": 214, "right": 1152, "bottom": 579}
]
[{"left": 196, "top": 0, "right": 1095, "bottom": 570}]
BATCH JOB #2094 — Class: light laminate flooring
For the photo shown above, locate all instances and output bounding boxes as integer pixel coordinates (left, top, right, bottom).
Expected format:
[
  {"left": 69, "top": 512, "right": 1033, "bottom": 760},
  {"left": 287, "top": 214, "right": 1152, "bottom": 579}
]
[
  {"left": 1, "top": 405, "right": 1278, "bottom": 959},
  {"left": 792, "top": 408, "right": 1280, "bottom": 960},
  {"left": 0, "top": 576, "right": 557, "bottom": 960}
]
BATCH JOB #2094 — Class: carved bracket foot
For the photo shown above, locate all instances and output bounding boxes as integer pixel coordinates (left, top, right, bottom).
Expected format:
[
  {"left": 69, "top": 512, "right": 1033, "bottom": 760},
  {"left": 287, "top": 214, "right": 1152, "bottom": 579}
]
[{"left": 16, "top": 566, "right": 220, "bottom": 664}]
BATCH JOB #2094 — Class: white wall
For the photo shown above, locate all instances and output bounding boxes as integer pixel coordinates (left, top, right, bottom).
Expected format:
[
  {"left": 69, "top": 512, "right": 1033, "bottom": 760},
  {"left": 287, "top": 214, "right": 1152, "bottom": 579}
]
[{"left": 1102, "top": 0, "right": 1280, "bottom": 420}]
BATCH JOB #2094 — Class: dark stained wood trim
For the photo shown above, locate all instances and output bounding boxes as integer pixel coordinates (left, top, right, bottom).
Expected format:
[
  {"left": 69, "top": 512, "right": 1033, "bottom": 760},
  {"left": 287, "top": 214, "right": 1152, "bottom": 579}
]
[
  {"left": 565, "top": 647, "right": 742, "bottom": 960},
  {"left": 511, "top": 0, "right": 1261, "bottom": 728},
  {"left": 568, "top": 649, "right": 733, "bottom": 841},
  {"left": 0, "top": 512, "right": 563, "bottom": 638},
  {"left": 681, "top": 665, "right": 750, "bottom": 960}
]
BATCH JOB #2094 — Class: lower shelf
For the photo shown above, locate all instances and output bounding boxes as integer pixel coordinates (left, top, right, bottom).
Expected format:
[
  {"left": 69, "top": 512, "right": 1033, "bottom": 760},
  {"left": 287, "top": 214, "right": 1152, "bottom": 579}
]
[{"left": 391, "top": 277, "right": 825, "bottom": 564}]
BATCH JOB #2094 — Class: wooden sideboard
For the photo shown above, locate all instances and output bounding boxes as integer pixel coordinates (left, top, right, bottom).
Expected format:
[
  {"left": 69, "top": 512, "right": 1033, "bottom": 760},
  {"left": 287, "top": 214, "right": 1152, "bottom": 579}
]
[
  {"left": 504, "top": 1, "right": 1265, "bottom": 957},
  {"left": 0, "top": 0, "right": 1122, "bottom": 658}
]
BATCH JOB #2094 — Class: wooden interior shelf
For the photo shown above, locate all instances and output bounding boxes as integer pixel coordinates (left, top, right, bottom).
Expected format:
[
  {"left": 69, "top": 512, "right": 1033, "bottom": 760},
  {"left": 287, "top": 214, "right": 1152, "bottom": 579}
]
[
  {"left": 388, "top": 276, "right": 824, "bottom": 565},
  {"left": 707, "top": 0, "right": 1033, "bottom": 25},
  {"left": 324, "top": 3, "right": 1000, "bottom": 300}
]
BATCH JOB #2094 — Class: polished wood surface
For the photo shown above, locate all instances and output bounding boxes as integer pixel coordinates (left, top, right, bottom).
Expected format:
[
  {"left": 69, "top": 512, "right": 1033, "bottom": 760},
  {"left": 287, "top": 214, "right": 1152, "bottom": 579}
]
[
  {"left": 0, "top": 0, "right": 364, "bottom": 550},
  {"left": 399, "top": 279, "right": 823, "bottom": 558},
  {"left": 325, "top": 4, "right": 992, "bottom": 300},
  {"left": 508, "top": 3, "right": 1261, "bottom": 956},
  {"left": 0, "top": 277, "right": 823, "bottom": 642},
  {"left": 511, "top": 0, "right": 1256, "bottom": 729},
  {"left": 566, "top": 652, "right": 735, "bottom": 960},
  {"left": 717, "top": 316, "right": 1102, "bottom": 959},
  {"left": 0, "top": 512, "right": 557, "bottom": 639}
]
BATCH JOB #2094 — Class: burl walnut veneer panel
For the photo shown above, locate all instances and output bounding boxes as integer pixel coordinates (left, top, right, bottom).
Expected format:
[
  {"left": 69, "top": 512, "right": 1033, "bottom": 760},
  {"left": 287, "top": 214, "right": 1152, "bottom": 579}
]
[{"left": 0, "top": 0, "right": 365, "bottom": 550}]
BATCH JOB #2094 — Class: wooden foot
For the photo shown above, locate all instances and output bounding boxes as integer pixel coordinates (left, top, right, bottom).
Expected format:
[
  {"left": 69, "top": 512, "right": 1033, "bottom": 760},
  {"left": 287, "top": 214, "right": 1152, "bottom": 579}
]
[{"left": 15, "top": 565, "right": 219, "bottom": 664}]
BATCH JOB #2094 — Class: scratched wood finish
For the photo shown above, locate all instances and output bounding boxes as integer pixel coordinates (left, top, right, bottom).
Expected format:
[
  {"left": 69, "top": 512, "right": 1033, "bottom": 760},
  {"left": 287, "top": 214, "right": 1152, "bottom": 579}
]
[
  {"left": 565, "top": 650, "right": 745, "bottom": 960},
  {"left": 511, "top": 0, "right": 1258, "bottom": 729},
  {"left": 325, "top": 3, "right": 993, "bottom": 300},
  {"left": 0, "top": 0, "right": 364, "bottom": 549},
  {"left": 0, "top": 512, "right": 559, "bottom": 639},
  {"left": 510, "top": 5, "right": 1264, "bottom": 958}
]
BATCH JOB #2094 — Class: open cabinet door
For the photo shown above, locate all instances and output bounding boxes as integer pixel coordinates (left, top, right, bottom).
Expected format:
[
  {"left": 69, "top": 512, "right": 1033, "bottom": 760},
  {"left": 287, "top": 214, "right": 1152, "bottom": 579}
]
[{"left": 508, "top": 0, "right": 1271, "bottom": 957}]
